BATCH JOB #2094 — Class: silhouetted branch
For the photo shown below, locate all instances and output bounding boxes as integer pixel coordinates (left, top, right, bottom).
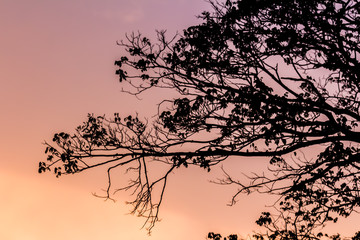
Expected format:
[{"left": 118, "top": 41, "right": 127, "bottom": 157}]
[{"left": 40, "top": 0, "right": 360, "bottom": 235}]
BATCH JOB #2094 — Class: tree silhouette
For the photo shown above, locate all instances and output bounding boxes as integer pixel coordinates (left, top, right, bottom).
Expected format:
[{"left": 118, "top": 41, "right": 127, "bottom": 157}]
[
  {"left": 206, "top": 230, "right": 360, "bottom": 240},
  {"left": 39, "top": 0, "right": 360, "bottom": 236}
]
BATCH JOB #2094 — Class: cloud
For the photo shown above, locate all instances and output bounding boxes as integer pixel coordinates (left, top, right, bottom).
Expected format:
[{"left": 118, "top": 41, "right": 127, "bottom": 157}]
[
  {"left": 90, "top": 0, "right": 145, "bottom": 23},
  {"left": 120, "top": 7, "right": 144, "bottom": 23}
]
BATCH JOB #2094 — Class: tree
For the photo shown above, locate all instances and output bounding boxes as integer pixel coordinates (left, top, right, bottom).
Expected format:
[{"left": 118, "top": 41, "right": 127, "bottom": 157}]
[
  {"left": 206, "top": 230, "right": 360, "bottom": 240},
  {"left": 39, "top": 0, "right": 360, "bottom": 237}
]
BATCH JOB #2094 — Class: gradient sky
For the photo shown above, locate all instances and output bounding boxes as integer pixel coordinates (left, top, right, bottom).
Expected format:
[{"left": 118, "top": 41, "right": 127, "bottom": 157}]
[{"left": 1, "top": 1, "right": 359, "bottom": 239}]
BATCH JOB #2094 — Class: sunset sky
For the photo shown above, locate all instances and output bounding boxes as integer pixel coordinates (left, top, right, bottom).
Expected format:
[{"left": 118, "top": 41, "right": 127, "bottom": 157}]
[{"left": 1, "top": 0, "right": 359, "bottom": 239}]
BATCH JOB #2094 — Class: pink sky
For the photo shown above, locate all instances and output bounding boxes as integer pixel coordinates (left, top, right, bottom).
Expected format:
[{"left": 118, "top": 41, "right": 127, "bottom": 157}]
[{"left": 0, "top": 0, "right": 359, "bottom": 239}]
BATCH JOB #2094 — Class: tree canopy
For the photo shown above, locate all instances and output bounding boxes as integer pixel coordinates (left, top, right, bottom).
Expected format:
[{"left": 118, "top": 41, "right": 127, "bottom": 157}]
[{"left": 39, "top": 0, "right": 360, "bottom": 238}]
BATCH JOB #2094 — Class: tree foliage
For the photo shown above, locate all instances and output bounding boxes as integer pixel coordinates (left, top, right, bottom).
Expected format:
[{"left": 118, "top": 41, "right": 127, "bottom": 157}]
[
  {"left": 206, "top": 230, "right": 360, "bottom": 240},
  {"left": 39, "top": 0, "right": 360, "bottom": 237}
]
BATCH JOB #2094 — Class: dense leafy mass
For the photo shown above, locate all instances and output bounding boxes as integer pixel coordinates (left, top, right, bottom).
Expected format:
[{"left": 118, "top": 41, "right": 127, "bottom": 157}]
[{"left": 40, "top": 0, "right": 360, "bottom": 237}]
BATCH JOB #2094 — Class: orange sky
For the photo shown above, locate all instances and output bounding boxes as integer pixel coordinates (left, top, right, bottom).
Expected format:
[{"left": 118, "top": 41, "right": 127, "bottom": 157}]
[{"left": 1, "top": 0, "right": 359, "bottom": 239}]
